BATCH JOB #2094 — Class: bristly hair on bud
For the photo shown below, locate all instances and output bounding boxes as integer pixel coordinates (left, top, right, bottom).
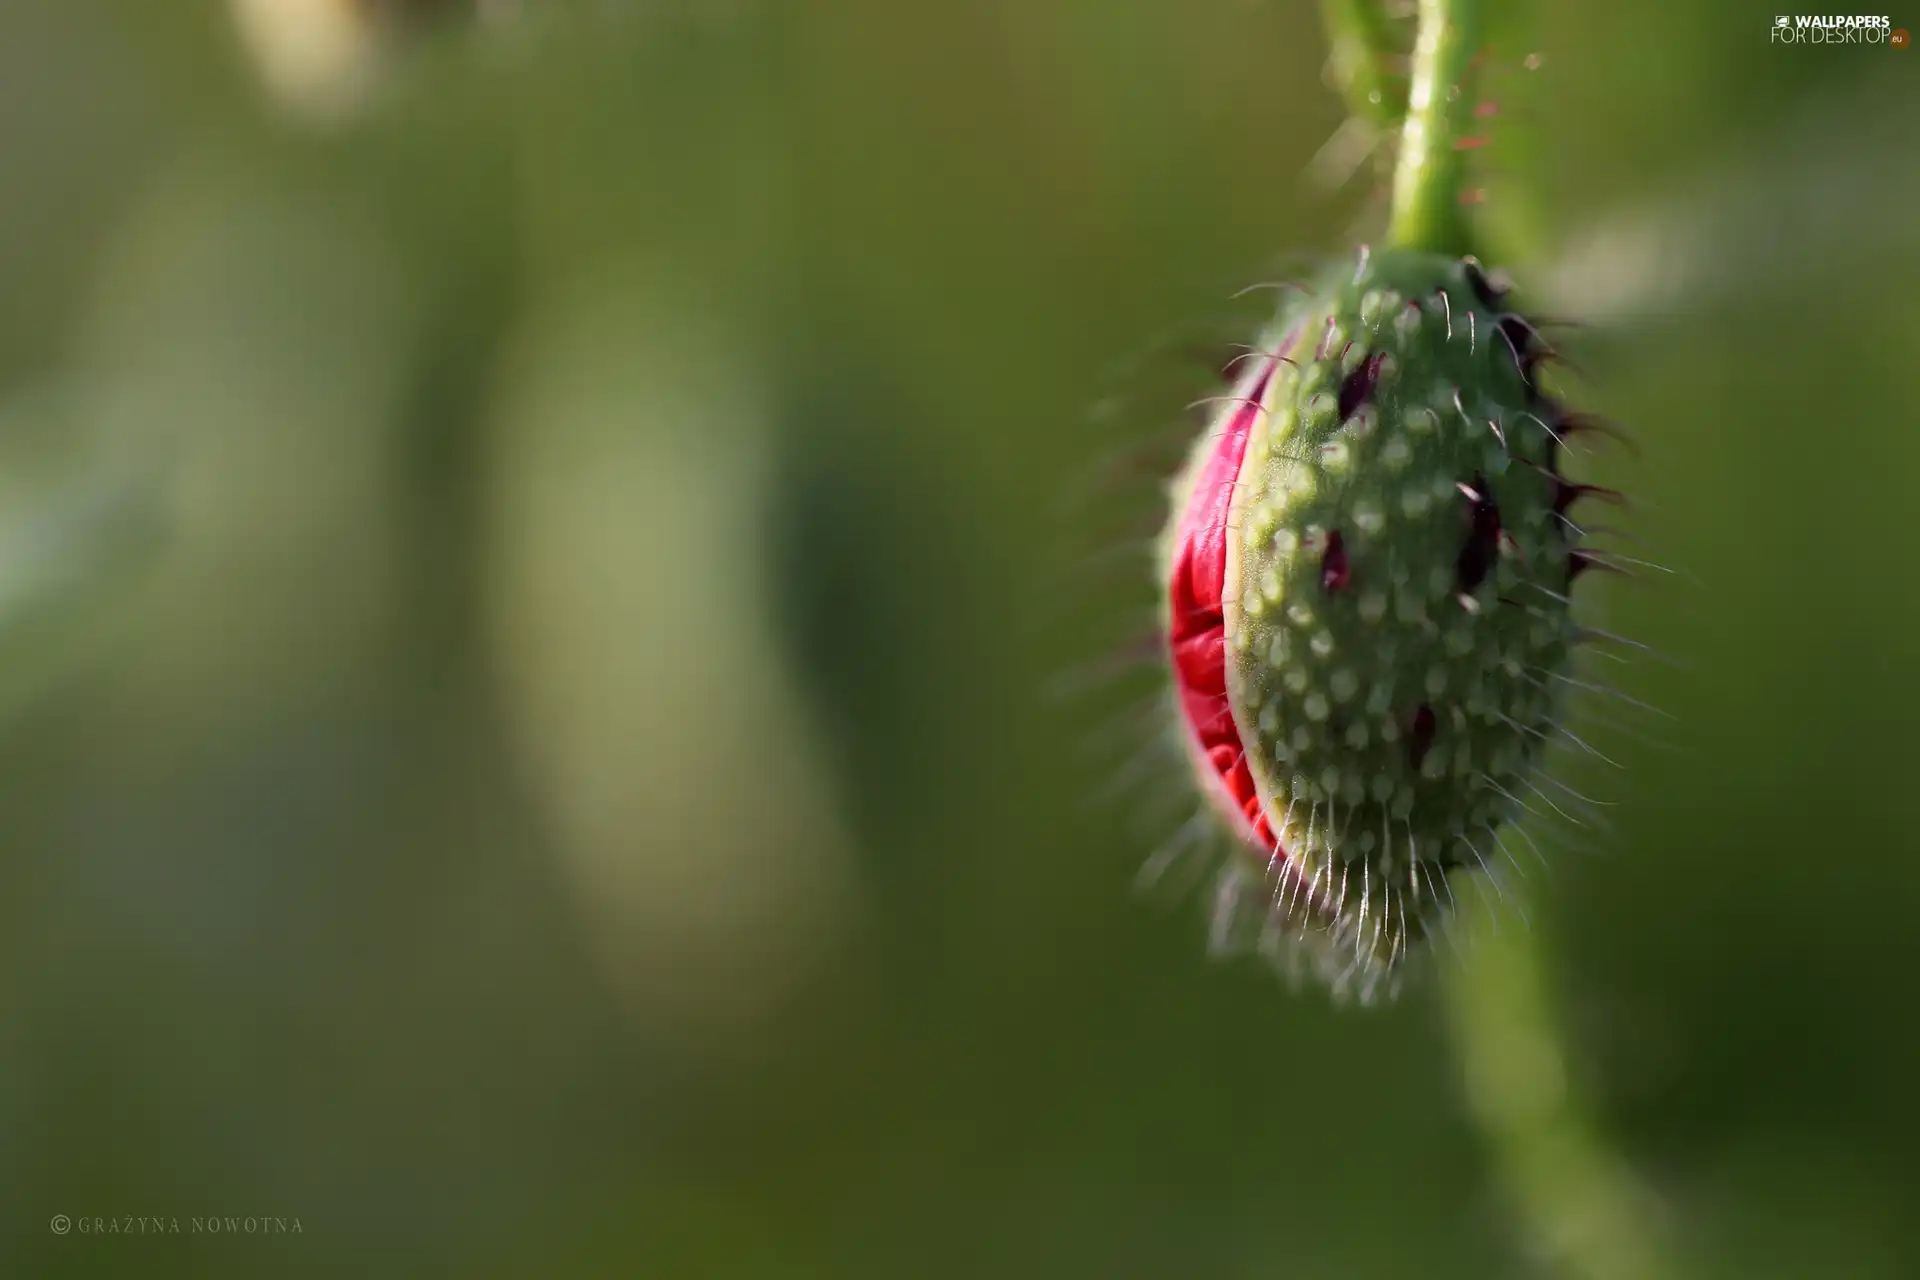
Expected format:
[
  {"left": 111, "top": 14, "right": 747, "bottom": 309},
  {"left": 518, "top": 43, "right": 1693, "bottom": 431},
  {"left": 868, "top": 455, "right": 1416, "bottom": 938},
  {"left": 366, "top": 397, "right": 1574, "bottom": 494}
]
[{"left": 1145, "top": 244, "right": 1633, "bottom": 1004}]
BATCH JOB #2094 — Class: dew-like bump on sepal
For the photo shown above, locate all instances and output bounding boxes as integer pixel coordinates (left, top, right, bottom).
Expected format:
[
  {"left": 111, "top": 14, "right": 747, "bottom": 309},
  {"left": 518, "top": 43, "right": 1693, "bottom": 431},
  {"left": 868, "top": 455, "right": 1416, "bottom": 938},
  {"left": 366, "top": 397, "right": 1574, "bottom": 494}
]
[{"left": 1159, "top": 248, "right": 1596, "bottom": 1003}]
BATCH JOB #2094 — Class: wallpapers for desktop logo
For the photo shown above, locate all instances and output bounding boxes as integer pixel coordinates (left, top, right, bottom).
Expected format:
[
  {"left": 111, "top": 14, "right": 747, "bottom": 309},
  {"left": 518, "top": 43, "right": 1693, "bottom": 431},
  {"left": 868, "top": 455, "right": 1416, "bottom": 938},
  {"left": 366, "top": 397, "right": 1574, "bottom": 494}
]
[{"left": 1770, "top": 14, "right": 1903, "bottom": 42}]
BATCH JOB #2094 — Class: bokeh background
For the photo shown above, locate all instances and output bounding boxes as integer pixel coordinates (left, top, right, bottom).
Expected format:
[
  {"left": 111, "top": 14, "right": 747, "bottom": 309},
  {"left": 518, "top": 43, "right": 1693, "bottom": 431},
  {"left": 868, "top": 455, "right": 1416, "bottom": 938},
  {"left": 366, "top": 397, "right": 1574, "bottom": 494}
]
[{"left": 2, "top": 1, "right": 1916, "bottom": 1276}]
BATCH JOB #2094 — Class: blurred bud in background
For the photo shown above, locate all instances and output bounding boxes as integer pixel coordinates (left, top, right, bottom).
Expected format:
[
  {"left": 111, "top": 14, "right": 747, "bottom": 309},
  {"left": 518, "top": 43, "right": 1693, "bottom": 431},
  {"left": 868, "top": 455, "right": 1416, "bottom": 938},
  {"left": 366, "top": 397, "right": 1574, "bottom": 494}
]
[
  {"left": 72, "top": 159, "right": 426, "bottom": 726},
  {"left": 0, "top": 382, "right": 158, "bottom": 725},
  {"left": 482, "top": 265, "right": 859, "bottom": 1062},
  {"left": 231, "top": 0, "right": 384, "bottom": 118},
  {"left": 229, "top": 0, "right": 495, "bottom": 116}
]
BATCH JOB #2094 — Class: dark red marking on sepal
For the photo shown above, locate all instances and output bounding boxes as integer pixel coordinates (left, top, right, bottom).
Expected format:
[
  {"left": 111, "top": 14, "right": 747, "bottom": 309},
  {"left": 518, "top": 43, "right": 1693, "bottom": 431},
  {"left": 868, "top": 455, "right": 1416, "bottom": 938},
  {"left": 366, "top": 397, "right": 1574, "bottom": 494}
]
[
  {"left": 1320, "top": 529, "right": 1351, "bottom": 594},
  {"left": 1551, "top": 478, "right": 1625, "bottom": 518},
  {"left": 1338, "top": 352, "right": 1386, "bottom": 423},
  {"left": 1496, "top": 317, "right": 1535, "bottom": 383},
  {"left": 1461, "top": 260, "right": 1503, "bottom": 310},
  {"left": 1455, "top": 473, "right": 1501, "bottom": 595},
  {"left": 1408, "top": 704, "right": 1437, "bottom": 769}
]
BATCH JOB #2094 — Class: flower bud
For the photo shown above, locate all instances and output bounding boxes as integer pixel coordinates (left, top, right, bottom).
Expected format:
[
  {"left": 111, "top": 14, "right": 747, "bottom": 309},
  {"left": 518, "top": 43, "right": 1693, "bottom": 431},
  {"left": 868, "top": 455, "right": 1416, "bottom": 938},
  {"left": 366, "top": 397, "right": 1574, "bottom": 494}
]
[{"left": 1160, "top": 248, "right": 1598, "bottom": 1001}]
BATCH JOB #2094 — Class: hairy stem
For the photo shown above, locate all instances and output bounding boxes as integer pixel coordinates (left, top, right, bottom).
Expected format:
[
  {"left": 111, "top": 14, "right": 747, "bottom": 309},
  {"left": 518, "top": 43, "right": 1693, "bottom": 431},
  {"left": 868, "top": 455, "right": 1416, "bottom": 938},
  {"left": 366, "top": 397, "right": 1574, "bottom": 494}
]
[
  {"left": 1318, "top": 0, "right": 1407, "bottom": 127},
  {"left": 1385, "top": 0, "right": 1481, "bottom": 253}
]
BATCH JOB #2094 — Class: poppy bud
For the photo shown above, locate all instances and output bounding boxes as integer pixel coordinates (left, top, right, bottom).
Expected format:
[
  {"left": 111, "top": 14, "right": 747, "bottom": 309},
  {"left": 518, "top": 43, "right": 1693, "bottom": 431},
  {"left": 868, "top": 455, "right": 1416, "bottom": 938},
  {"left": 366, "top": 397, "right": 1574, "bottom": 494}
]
[{"left": 1159, "top": 248, "right": 1601, "bottom": 1001}]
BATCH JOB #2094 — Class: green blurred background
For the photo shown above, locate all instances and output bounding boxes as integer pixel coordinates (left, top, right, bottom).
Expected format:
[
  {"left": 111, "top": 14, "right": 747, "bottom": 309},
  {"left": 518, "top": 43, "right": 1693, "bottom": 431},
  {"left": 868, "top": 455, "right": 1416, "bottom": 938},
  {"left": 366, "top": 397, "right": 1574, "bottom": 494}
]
[{"left": 1, "top": 1, "right": 1916, "bottom": 1276}]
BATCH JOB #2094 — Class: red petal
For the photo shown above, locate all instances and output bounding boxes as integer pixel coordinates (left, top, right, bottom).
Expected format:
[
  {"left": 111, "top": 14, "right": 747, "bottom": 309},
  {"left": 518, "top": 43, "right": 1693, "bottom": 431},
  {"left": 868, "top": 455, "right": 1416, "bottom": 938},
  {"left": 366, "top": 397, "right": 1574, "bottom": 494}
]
[{"left": 1162, "top": 344, "right": 1295, "bottom": 861}]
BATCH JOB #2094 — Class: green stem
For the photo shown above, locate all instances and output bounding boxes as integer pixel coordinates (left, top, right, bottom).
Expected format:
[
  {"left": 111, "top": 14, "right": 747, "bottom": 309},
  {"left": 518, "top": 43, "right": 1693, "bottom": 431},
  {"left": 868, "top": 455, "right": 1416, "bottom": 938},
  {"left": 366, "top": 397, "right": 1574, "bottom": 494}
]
[
  {"left": 1318, "top": 0, "right": 1407, "bottom": 128},
  {"left": 1369, "top": 7, "right": 1684, "bottom": 1277},
  {"left": 1441, "top": 889, "right": 1679, "bottom": 1280},
  {"left": 1385, "top": 0, "right": 1481, "bottom": 254}
]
